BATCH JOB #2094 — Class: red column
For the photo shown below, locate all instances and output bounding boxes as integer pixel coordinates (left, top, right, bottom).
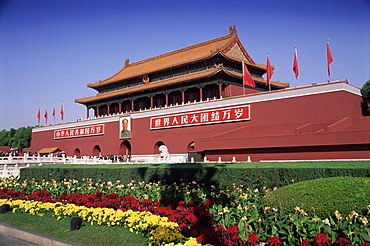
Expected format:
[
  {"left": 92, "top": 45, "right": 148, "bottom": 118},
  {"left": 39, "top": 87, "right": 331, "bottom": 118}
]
[
  {"left": 118, "top": 103, "right": 122, "bottom": 114},
  {"left": 107, "top": 104, "right": 111, "bottom": 115},
  {"left": 131, "top": 101, "right": 134, "bottom": 112},
  {"left": 165, "top": 94, "right": 169, "bottom": 106},
  {"left": 218, "top": 83, "right": 223, "bottom": 98},
  {"left": 199, "top": 87, "right": 203, "bottom": 101},
  {"left": 182, "top": 91, "right": 185, "bottom": 104},
  {"left": 150, "top": 97, "right": 154, "bottom": 108},
  {"left": 96, "top": 106, "right": 100, "bottom": 117}
]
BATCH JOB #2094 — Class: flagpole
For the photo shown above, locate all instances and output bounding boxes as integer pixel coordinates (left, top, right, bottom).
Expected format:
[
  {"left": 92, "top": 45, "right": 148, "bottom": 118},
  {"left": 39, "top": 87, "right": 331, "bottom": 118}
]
[
  {"left": 37, "top": 107, "right": 41, "bottom": 125},
  {"left": 53, "top": 103, "right": 56, "bottom": 124},
  {"left": 60, "top": 101, "right": 65, "bottom": 123},
  {"left": 295, "top": 46, "right": 299, "bottom": 87},
  {"left": 242, "top": 61, "right": 246, "bottom": 95},
  {"left": 267, "top": 53, "right": 271, "bottom": 92},
  {"left": 44, "top": 105, "right": 48, "bottom": 126},
  {"left": 293, "top": 46, "right": 299, "bottom": 87},
  {"left": 327, "top": 38, "right": 333, "bottom": 82}
]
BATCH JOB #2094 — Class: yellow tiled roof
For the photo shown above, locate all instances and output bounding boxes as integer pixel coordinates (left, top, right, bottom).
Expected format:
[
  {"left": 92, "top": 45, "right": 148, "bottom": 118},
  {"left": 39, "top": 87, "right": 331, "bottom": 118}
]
[
  {"left": 75, "top": 67, "right": 289, "bottom": 104},
  {"left": 88, "top": 27, "right": 257, "bottom": 88},
  {"left": 37, "top": 147, "right": 62, "bottom": 154}
]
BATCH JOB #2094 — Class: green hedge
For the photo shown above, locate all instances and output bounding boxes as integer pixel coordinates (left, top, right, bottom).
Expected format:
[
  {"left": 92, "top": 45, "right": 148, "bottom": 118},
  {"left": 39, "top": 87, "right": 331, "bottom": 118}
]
[
  {"left": 261, "top": 176, "right": 370, "bottom": 218},
  {"left": 20, "top": 162, "right": 370, "bottom": 188}
]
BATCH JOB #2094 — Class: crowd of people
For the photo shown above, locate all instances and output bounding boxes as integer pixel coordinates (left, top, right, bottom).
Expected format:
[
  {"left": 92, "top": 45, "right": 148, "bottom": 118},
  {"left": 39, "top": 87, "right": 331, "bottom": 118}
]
[{"left": 0, "top": 151, "right": 26, "bottom": 157}]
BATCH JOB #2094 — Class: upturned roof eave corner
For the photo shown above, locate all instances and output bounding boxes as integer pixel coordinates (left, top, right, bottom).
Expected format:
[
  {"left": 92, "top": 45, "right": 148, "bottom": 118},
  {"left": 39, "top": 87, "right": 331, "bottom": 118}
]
[{"left": 87, "top": 65, "right": 129, "bottom": 89}]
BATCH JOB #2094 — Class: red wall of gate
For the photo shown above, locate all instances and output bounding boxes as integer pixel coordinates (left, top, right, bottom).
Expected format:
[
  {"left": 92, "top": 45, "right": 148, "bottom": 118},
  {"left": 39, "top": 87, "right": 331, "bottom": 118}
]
[{"left": 31, "top": 85, "right": 369, "bottom": 161}]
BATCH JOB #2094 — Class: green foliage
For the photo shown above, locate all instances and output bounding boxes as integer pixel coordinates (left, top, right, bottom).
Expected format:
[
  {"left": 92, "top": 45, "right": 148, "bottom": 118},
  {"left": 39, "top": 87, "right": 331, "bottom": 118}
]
[
  {"left": 361, "top": 79, "right": 370, "bottom": 99},
  {"left": 2, "top": 176, "right": 369, "bottom": 245},
  {"left": 0, "top": 126, "right": 35, "bottom": 148},
  {"left": 261, "top": 176, "right": 370, "bottom": 218},
  {"left": 20, "top": 162, "right": 370, "bottom": 189}
]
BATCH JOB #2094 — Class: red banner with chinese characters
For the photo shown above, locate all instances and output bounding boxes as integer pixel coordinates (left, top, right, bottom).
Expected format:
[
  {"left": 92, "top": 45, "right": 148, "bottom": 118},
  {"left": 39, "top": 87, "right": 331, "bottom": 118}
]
[
  {"left": 150, "top": 105, "right": 250, "bottom": 129},
  {"left": 54, "top": 124, "right": 104, "bottom": 139}
]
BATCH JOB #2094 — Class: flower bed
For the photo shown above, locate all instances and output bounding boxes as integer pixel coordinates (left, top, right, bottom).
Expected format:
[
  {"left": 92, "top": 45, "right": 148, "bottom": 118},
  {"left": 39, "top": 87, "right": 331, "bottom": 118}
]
[{"left": 0, "top": 177, "right": 369, "bottom": 245}]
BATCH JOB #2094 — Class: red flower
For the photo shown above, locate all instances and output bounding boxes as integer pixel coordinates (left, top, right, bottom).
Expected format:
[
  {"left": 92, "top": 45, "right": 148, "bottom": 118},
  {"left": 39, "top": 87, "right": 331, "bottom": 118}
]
[
  {"left": 221, "top": 239, "right": 234, "bottom": 246},
  {"left": 247, "top": 234, "right": 260, "bottom": 243},
  {"left": 335, "top": 238, "right": 350, "bottom": 246},
  {"left": 267, "top": 236, "right": 282, "bottom": 246},
  {"left": 204, "top": 199, "right": 213, "bottom": 206},
  {"left": 226, "top": 224, "right": 239, "bottom": 234},
  {"left": 188, "top": 200, "right": 198, "bottom": 207},
  {"left": 197, "top": 234, "right": 207, "bottom": 243},
  {"left": 360, "top": 243, "right": 370, "bottom": 246},
  {"left": 315, "top": 234, "right": 330, "bottom": 245},
  {"left": 300, "top": 239, "right": 310, "bottom": 246},
  {"left": 214, "top": 225, "right": 225, "bottom": 232},
  {"left": 232, "top": 235, "right": 241, "bottom": 240}
]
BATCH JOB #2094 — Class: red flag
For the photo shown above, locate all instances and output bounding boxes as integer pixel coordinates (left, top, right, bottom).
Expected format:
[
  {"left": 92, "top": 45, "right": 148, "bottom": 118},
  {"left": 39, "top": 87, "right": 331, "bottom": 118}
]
[
  {"left": 242, "top": 61, "right": 256, "bottom": 87},
  {"left": 327, "top": 39, "right": 334, "bottom": 76},
  {"left": 36, "top": 107, "right": 41, "bottom": 124},
  {"left": 293, "top": 47, "right": 299, "bottom": 79},
  {"left": 60, "top": 102, "right": 64, "bottom": 121},
  {"left": 52, "top": 104, "right": 56, "bottom": 117},
  {"left": 44, "top": 106, "right": 48, "bottom": 123},
  {"left": 266, "top": 54, "right": 273, "bottom": 86}
]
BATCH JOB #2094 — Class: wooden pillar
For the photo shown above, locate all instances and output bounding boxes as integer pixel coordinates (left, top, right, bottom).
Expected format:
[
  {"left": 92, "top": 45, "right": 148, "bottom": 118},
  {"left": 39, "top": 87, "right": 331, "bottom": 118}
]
[
  {"left": 118, "top": 102, "right": 122, "bottom": 114},
  {"left": 107, "top": 104, "right": 111, "bottom": 115},
  {"left": 131, "top": 101, "right": 134, "bottom": 112},
  {"left": 165, "top": 94, "right": 169, "bottom": 106},
  {"left": 96, "top": 106, "right": 100, "bottom": 117},
  {"left": 218, "top": 83, "right": 223, "bottom": 98},
  {"left": 182, "top": 91, "right": 185, "bottom": 104},
  {"left": 150, "top": 97, "right": 154, "bottom": 108},
  {"left": 199, "top": 87, "right": 203, "bottom": 101}
]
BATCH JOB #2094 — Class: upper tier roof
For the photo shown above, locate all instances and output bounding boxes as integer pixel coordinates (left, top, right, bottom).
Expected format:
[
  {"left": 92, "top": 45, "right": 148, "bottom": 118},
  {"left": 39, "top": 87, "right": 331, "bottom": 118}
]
[
  {"left": 88, "top": 26, "right": 259, "bottom": 88},
  {"left": 75, "top": 66, "right": 290, "bottom": 104}
]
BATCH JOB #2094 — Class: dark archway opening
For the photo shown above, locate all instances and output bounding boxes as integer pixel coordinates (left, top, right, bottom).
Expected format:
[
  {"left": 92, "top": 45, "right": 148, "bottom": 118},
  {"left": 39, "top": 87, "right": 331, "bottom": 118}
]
[
  {"left": 92, "top": 145, "right": 101, "bottom": 156},
  {"left": 74, "top": 148, "right": 81, "bottom": 157},
  {"left": 153, "top": 141, "right": 165, "bottom": 154}
]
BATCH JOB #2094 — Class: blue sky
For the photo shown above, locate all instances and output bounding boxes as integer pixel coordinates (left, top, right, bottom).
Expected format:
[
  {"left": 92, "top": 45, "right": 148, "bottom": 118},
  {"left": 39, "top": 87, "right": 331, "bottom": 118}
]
[{"left": 0, "top": 0, "right": 369, "bottom": 130}]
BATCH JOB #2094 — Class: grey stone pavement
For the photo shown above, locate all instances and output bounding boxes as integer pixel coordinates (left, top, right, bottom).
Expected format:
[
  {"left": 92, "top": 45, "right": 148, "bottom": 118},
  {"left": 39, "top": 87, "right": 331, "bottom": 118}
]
[
  {"left": 0, "top": 222, "right": 85, "bottom": 246},
  {"left": 0, "top": 232, "right": 39, "bottom": 246}
]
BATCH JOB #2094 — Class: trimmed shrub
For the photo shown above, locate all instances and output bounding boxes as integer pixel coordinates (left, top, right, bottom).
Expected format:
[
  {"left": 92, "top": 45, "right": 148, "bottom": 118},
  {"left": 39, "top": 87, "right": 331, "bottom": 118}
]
[{"left": 261, "top": 176, "right": 370, "bottom": 218}]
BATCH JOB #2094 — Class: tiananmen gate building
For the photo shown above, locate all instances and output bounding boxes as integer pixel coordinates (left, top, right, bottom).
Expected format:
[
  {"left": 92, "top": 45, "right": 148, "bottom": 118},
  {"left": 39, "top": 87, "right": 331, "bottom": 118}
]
[{"left": 30, "top": 27, "right": 370, "bottom": 162}]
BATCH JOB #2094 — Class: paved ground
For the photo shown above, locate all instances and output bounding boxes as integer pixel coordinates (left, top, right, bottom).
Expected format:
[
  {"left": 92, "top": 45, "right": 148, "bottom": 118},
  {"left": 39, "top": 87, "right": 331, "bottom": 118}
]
[
  {"left": 0, "top": 232, "right": 39, "bottom": 246},
  {"left": 0, "top": 222, "right": 84, "bottom": 246}
]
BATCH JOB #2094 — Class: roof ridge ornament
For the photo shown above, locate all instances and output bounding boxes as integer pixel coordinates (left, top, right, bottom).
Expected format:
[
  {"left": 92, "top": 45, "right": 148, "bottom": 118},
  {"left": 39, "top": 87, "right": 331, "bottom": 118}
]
[
  {"left": 229, "top": 26, "right": 237, "bottom": 34},
  {"left": 124, "top": 59, "right": 130, "bottom": 67}
]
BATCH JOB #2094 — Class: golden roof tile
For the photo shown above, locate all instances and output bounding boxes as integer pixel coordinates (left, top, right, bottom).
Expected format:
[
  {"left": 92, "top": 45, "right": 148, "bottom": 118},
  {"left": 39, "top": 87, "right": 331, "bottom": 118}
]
[
  {"left": 88, "top": 27, "right": 257, "bottom": 88},
  {"left": 75, "top": 67, "right": 289, "bottom": 104}
]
